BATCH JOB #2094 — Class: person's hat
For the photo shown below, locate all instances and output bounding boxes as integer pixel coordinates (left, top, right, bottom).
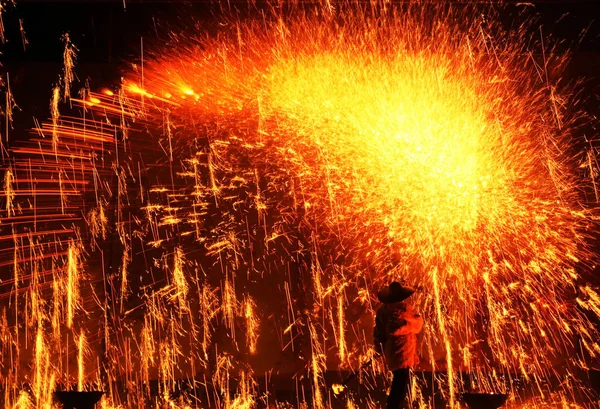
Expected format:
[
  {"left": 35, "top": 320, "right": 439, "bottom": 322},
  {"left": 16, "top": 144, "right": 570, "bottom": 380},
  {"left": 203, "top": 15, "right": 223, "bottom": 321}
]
[{"left": 377, "top": 281, "right": 415, "bottom": 304}]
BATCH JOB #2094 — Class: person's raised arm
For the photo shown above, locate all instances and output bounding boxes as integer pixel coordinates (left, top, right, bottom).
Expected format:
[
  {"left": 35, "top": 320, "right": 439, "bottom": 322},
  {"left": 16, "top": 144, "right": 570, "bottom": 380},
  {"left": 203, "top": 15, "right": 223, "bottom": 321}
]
[{"left": 394, "top": 307, "right": 423, "bottom": 336}]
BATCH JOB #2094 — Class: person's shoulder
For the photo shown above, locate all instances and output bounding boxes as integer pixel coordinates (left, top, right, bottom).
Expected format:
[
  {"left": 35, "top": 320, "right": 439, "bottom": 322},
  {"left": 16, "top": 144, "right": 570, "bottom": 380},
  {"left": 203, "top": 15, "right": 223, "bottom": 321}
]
[{"left": 376, "top": 303, "right": 388, "bottom": 313}]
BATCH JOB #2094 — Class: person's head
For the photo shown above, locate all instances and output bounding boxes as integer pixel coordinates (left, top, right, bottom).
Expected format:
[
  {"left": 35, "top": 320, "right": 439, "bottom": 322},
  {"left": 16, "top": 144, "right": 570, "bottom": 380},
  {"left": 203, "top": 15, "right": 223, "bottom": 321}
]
[{"left": 377, "top": 281, "right": 415, "bottom": 304}]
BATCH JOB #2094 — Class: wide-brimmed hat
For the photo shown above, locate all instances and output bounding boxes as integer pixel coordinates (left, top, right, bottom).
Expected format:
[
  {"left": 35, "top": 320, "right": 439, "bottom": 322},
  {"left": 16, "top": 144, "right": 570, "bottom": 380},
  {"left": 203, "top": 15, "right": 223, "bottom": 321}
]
[{"left": 377, "top": 281, "right": 415, "bottom": 304}]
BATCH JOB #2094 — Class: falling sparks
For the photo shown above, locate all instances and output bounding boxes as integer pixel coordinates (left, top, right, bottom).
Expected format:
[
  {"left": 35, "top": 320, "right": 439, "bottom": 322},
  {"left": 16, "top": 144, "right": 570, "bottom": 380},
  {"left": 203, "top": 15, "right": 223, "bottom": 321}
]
[
  {"left": 0, "top": 2, "right": 6, "bottom": 45},
  {"left": 243, "top": 295, "right": 259, "bottom": 355},
  {"left": 309, "top": 321, "right": 326, "bottom": 409},
  {"left": 0, "top": 2, "right": 598, "bottom": 409},
  {"left": 171, "top": 247, "right": 189, "bottom": 311},
  {"left": 4, "top": 165, "right": 14, "bottom": 216},
  {"left": 337, "top": 294, "right": 346, "bottom": 363},
  {"left": 222, "top": 274, "right": 237, "bottom": 336},
  {"left": 114, "top": 5, "right": 597, "bottom": 404},
  {"left": 50, "top": 85, "right": 60, "bottom": 151},
  {"left": 62, "top": 34, "right": 78, "bottom": 102},
  {"left": 18, "top": 19, "right": 27, "bottom": 51},
  {"left": 12, "top": 391, "right": 33, "bottom": 409},
  {"left": 77, "top": 331, "right": 86, "bottom": 391},
  {"left": 227, "top": 371, "right": 256, "bottom": 409},
  {"left": 140, "top": 315, "right": 156, "bottom": 386},
  {"left": 199, "top": 283, "right": 218, "bottom": 360},
  {"left": 4, "top": 73, "right": 18, "bottom": 144},
  {"left": 66, "top": 239, "right": 81, "bottom": 329},
  {"left": 88, "top": 201, "right": 108, "bottom": 243},
  {"left": 33, "top": 326, "right": 46, "bottom": 402}
]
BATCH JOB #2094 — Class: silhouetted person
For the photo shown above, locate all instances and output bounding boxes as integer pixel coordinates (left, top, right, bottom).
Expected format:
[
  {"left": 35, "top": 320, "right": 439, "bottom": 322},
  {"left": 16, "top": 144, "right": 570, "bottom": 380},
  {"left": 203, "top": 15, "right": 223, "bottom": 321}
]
[{"left": 374, "top": 281, "right": 423, "bottom": 409}]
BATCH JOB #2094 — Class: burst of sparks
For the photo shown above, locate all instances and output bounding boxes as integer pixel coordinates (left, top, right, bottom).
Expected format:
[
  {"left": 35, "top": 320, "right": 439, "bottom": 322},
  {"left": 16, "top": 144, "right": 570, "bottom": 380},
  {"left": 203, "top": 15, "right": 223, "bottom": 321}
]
[
  {"left": 128, "top": 4, "right": 597, "bottom": 393},
  {"left": 0, "top": 2, "right": 599, "bottom": 409}
]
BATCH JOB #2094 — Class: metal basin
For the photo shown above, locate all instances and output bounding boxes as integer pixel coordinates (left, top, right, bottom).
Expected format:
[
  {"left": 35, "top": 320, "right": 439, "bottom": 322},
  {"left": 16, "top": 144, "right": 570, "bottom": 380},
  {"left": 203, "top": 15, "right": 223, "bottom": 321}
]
[
  {"left": 54, "top": 391, "right": 104, "bottom": 409},
  {"left": 461, "top": 393, "right": 508, "bottom": 409}
]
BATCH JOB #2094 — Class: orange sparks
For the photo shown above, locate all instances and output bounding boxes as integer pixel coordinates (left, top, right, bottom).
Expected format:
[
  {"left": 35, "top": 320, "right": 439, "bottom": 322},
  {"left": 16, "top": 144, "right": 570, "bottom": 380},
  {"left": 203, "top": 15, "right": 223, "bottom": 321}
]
[
  {"left": 62, "top": 34, "right": 77, "bottom": 102},
  {"left": 50, "top": 85, "right": 60, "bottom": 151},
  {"left": 243, "top": 295, "right": 259, "bottom": 355},
  {"left": 66, "top": 239, "right": 81, "bottom": 329},
  {"left": 0, "top": 3, "right": 598, "bottom": 408},
  {"left": 77, "top": 331, "right": 86, "bottom": 391},
  {"left": 171, "top": 247, "right": 189, "bottom": 311},
  {"left": 4, "top": 166, "right": 14, "bottom": 216},
  {"left": 332, "top": 383, "right": 345, "bottom": 395},
  {"left": 127, "top": 7, "right": 595, "bottom": 390}
]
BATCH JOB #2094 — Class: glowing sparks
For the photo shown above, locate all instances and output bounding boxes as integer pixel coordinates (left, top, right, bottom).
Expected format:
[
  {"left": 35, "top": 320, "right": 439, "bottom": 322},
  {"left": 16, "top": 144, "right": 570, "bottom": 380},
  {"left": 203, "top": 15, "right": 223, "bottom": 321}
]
[
  {"left": 66, "top": 239, "right": 81, "bottom": 329},
  {"left": 33, "top": 326, "right": 46, "bottom": 402},
  {"left": 18, "top": 19, "right": 27, "bottom": 51},
  {"left": 332, "top": 384, "right": 345, "bottom": 395},
  {"left": 88, "top": 201, "right": 108, "bottom": 243},
  {"left": 4, "top": 166, "right": 14, "bottom": 216},
  {"left": 128, "top": 7, "right": 595, "bottom": 392},
  {"left": 0, "top": 4, "right": 5, "bottom": 46},
  {"left": 62, "top": 34, "right": 77, "bottom": 102},
  {"left": 50, "top": 85, "right": 60, "bottom": 151},
  {"left": 309, "top": 321, "right": 326, "bottom": 409},
  {"left": 337, "top": 294, "right": 346, "bottom": 362},
  {"left": 12, "top": 391, "right": 33, "bottom": 409},
  {"left": 77, "top": 331, "right": 87, "bottom": 391},
  {"left": 200, "top": 283, "right": 219, "bottom": 360},
  {"left": 243, "top": 295, "right": 259, "bottom": 355},
  {"left": 141, "top": 315, "right": 156, "bottom": 385},
  {"left": 222, "top": 275, "right": 237, "bottom": 336},
  {"left": 227, "top": 371, "right": 255, "bottom": 409},
  {"left": 4, "top": 73, "right": 17, "bottom": 143},
  {"left": 171, "top": 247, "right": 189, "bottom": 310},
  {"left": 0, "top": 3, "right": 598, "bottom": 409}
]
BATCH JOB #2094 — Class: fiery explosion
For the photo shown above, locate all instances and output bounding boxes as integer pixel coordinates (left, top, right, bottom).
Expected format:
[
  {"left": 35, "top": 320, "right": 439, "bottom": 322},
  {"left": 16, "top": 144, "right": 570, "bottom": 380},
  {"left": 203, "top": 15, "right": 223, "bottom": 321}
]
[{"left": 1, "top": 2, "right": 599, "bottom": 409}]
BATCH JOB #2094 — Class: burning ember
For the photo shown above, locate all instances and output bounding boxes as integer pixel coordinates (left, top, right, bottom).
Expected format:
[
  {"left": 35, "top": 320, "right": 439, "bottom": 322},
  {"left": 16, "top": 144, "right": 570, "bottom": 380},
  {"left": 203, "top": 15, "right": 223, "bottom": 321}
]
[{"left": 0, "top": 2, "right": 598, "bottom": 408}]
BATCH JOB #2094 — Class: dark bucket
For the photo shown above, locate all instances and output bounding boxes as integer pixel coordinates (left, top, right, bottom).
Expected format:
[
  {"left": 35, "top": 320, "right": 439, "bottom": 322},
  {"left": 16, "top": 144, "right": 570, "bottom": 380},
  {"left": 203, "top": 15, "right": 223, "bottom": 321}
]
[
  {"left": 54, "top": 391, "right": 104, "bottom": 409},
  {"left": 461, "top": 393, "right": 508, "bottom": 409}
]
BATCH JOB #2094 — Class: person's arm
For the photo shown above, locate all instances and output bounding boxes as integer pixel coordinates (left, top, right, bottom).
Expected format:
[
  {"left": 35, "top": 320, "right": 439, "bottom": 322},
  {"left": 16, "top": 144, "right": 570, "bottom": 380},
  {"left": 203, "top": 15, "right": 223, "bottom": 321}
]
[{"left": 394, "top": 307, "right": 423, "bottom": 336}]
